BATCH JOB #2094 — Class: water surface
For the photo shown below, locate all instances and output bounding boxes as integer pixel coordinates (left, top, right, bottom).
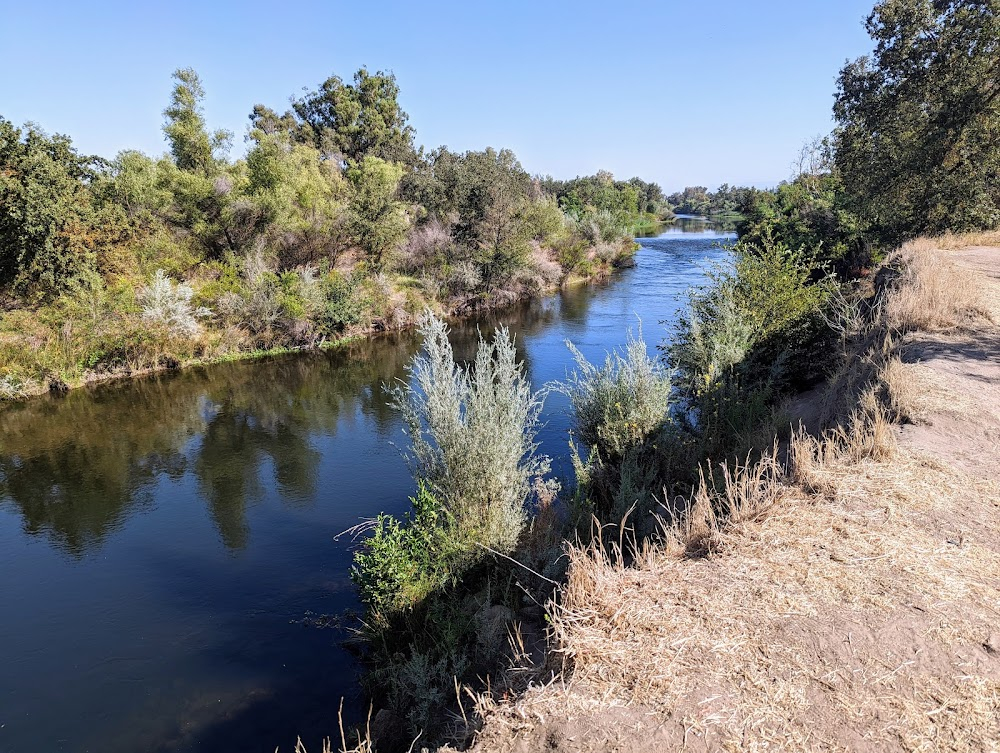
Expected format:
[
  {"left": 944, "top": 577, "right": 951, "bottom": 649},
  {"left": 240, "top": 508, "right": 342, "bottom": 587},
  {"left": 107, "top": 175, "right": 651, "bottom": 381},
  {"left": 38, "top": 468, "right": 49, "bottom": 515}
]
[{"left": 0, "top": 224, "right": 733, "bottom": 753}]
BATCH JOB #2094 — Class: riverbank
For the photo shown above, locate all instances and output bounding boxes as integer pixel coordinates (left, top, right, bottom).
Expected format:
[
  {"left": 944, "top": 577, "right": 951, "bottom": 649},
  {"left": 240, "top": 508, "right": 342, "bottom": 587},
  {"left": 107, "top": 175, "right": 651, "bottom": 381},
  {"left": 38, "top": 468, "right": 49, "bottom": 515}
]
[
  {"left": 0, "top": 248, "right": 634, "bottom": 403},
  {"left": 448, "top": 234, "right": 1000, "bottom": 752}
]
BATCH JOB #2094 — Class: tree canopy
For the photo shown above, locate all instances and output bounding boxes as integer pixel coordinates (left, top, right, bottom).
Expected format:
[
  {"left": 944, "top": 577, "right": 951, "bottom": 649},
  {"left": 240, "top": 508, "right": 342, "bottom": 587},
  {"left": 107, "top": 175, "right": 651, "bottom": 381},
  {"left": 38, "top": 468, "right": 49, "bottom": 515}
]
[{"left": 834, "top": 0, "right": 1000, "bottom": 241}]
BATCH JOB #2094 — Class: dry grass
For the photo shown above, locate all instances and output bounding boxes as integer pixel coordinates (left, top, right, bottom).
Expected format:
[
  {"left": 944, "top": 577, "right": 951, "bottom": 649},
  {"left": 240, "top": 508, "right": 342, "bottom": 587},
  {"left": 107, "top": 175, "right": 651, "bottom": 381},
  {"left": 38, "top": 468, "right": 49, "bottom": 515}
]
[
  {"left": 931, "top": 229, "right": 1000, "bottom": 250},
  {"left": 884, "top": 238, "right": 994, "bottom": 332},
  {"left": 461, "top": 237, "right": 1000, "bottom": 752}
]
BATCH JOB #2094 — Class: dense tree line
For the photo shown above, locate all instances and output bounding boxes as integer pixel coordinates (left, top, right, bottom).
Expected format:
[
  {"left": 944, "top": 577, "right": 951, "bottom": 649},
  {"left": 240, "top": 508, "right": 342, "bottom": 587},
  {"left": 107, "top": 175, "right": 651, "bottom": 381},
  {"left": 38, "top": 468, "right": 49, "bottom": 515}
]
[
  {"left": 735, "top": 0, "right": 999, "bottom": 271},
  {"left": 666, "top": 184, "right": 754, "bottom": 217},
  {"left": 0, "top": 68, "right": 658, "bottom": 398}
]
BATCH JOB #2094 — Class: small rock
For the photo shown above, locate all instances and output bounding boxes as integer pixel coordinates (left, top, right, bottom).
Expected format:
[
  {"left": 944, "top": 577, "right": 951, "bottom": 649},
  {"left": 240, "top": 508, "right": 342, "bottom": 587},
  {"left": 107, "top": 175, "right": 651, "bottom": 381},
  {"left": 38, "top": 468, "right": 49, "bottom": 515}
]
[{"left": 48, "top": 378, "right": 69, "bottom": 395}]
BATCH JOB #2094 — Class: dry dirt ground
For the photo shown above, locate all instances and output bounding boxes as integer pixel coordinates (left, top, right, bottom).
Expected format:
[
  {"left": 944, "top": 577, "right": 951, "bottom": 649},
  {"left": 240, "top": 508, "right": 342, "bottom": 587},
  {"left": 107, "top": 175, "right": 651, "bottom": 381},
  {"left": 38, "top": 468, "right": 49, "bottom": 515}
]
[{"left": 461, "top": 243, "right": 1000, "bottom": 753}]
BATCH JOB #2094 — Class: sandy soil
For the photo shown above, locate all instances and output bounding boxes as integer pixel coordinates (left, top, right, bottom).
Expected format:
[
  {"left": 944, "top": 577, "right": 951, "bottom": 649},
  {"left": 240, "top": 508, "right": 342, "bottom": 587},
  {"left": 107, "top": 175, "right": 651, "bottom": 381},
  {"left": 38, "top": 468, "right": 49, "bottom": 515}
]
[{"left": 459, "top": 244, "right": 1000, "bottom": 753}]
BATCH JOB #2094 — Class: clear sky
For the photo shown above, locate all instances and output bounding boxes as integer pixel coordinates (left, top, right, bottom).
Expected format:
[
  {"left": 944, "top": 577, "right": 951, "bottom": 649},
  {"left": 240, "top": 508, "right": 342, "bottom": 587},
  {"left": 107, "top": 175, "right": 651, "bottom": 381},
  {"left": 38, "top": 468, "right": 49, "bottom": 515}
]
[{"left": 0, "top": 0, "right": 876, "bottom": 190}]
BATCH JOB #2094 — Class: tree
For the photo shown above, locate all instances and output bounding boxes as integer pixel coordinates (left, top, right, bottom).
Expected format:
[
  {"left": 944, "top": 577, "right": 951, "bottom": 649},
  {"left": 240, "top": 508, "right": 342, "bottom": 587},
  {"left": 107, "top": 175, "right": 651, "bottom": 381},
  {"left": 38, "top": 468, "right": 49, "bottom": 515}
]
[
  {"left": 834, "top": 0, "right": 1000, "bottom": 241},
  {"left": 163, "top": 68, "right": 231, "bottom": 175},
  {"left": 292, "top": 68, "right": 416, "bottom": 166},
  {"left": 246, "top": 129, "right": 348, "bottom": 265},
  {"left": 346, "top": 155, "right": 408, "bottom": 269},
  {"left": 0, "top": 119, "right": 100, "bottom": 293}
]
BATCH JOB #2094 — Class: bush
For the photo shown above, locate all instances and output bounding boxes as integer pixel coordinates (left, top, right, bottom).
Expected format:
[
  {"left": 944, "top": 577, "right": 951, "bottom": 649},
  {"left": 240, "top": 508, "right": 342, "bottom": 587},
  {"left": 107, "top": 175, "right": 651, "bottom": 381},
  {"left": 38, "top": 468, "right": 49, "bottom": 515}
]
[
  {"left": 138, "top": 269, "right": 210, "bottom": 337},
  {"left": 351, "top": 482, "right": 468, "bottom": 618},
  {"left": 387, "top": 313, "right": 552, "bottom": 554},
  {"left": 670, "top": 235, "right": 838, "bottom": 457},
  {"left": 318, "top": 270, "right": 366, "bottom": 334},
  {"left": 559, "top": 330, "right": 676, "bottom": 519},
  {"left": 350, "top": 313, "right": 556, "bottom": 737}
]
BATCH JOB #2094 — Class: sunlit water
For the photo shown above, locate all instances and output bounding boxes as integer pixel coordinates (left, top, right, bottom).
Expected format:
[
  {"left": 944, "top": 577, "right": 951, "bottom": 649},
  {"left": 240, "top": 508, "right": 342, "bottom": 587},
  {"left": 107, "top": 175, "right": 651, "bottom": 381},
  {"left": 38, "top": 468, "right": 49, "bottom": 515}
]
[{"left": 0, "top": 223, "right": 733, "bottom": 753}]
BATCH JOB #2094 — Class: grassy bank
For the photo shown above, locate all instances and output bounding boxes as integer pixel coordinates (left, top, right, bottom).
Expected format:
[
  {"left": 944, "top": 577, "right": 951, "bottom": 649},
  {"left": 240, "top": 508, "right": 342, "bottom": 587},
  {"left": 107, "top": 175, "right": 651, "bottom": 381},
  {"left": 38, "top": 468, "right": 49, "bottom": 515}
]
[
  {"left": 0, "top": 251, "right": 629, "bottom": 402},
  {"left": 455, "top": 233, "right": 1000, "bottom": 753}
]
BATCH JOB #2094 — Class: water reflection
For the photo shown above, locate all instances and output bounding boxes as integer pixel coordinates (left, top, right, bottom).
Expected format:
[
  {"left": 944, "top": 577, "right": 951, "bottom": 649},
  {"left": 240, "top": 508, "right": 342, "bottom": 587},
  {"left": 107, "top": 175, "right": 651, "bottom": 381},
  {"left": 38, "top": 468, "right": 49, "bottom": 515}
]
[{"left": 0, "top": 336, "right": 424, "bottom": 556}]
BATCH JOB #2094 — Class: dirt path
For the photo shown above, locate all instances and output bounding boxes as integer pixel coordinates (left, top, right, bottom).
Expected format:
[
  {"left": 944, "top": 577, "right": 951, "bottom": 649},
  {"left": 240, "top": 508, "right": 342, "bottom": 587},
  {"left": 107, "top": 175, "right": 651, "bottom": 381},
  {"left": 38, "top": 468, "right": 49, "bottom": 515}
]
[
  {"left": 459, "top": 243, "right": 1000, "bottom": 753},
  {"left": 897, "top": 247, "right": 1000, "bottom": 481}
]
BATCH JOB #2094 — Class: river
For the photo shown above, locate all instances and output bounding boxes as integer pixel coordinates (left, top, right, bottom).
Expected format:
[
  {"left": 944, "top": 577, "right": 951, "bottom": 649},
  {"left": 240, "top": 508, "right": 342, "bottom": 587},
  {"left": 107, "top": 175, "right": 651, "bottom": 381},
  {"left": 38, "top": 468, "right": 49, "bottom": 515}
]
[{"left": 0, "top": 221, "right": 733, "bottom": 753}]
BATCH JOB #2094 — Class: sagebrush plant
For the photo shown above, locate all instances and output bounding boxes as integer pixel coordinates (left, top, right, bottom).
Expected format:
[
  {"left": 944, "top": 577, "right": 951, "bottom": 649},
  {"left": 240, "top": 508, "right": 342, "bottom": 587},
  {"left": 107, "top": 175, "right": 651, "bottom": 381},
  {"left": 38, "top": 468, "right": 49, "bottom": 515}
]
[
  {"left": 559, "top": 328, "right": 676, "bottom": 520},
  {"left": 388, "top": 312, "right": 554, "bottom": 555},
  {"left": 350, "top": 312, "right": 557, "bottom": 738},
  {"left": 562, "top": 329, "right": 674, "bottom": 458},
  {"left": 138, "top": 269, "right": 210, "bottom": 337}
]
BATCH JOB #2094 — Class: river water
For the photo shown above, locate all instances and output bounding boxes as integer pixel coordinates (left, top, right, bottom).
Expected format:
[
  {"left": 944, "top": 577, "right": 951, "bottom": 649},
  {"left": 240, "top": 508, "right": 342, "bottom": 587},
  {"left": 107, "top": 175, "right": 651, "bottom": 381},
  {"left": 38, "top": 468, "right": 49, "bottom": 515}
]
[{"left": 0, "top": 222, "right": 733, "bottom": 753}]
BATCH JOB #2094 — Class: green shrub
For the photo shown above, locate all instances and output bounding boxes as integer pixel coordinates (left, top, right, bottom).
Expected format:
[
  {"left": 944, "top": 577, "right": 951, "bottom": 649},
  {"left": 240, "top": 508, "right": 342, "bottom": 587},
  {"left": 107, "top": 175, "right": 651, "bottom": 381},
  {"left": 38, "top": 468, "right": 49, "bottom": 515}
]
[
  {"left": 559, "top": 330, "right": 676, "bottom": 519},
  {"left": 351, "top": 482, "right": 469, "bottom": 618},
  {"left": 670, "top": 235, "right": 838, "bottom": 457},
  {"left": 318, "top": 270, "right": 365, "bottom": 334}
]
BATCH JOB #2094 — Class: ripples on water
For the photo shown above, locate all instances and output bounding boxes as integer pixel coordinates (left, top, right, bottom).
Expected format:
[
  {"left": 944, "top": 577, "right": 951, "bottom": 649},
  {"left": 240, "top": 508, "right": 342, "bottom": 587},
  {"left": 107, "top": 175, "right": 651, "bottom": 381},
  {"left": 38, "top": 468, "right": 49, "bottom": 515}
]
[{"left": 0, "top": 223, "right": 734, "bottom": 753}]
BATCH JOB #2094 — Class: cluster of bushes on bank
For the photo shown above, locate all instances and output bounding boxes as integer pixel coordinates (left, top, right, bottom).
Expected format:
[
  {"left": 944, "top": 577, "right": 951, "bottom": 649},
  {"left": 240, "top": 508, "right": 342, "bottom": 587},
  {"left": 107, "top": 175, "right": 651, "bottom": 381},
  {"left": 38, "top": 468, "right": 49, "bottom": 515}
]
[{"left": 0, "top": 68, "right": 662, "bottom": 399}]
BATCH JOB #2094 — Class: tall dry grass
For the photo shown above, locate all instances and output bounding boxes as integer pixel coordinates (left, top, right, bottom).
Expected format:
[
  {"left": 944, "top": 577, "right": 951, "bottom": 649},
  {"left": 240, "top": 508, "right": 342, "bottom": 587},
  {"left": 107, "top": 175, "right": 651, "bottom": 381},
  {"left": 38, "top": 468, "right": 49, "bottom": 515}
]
[{"left": 883, "top": 237, "right": 993, "bottom": 331}]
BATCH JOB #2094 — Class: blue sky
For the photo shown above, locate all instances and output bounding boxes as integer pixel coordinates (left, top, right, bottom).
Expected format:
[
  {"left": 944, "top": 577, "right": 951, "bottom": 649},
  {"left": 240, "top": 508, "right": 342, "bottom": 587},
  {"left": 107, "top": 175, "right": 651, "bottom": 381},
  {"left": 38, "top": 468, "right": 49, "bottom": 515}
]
[{"left": 1, "top": 0, "right": 876, "bottom": 190}]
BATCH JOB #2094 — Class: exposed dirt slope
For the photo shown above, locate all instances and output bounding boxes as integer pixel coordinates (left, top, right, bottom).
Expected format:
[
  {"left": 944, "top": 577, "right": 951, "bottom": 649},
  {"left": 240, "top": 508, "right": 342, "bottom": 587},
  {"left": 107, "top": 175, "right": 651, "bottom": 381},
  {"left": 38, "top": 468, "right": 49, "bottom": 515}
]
[{"left": 460, "top": 242, "right": 1000, "bottom": 753}]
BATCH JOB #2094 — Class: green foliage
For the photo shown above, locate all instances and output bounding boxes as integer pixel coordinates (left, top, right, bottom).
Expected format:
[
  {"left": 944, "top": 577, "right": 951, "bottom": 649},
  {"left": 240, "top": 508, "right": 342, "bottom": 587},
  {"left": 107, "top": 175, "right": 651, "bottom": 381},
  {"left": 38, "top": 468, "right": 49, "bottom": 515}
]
[
  {"left": 290, "top": 68, "right": 416, "bottom": 165},
  {"left": 318, "top": 270, "right": 366, "bottom": 334},
  {"left": 387, "top": 313, "right": 551, "bottom": 554},
  {"left": 545, "top": 170, "right": 664, "bottom": 235},
  {"left": 0, "top": 119, "right": 101, "bottom": 293},
  {"left": 351, "top": 314, "right": 556, "bottom": 736},
  {"left": 667, "top": 184, "right": 754, "bottom": 217},
  {"left": 671, "top": 236, "right": 837, "bottom": 455},
  {"left": 559, "top": 331, "right": 676, "bottom": 519},
  {"left": 346, "top": 156, "right": 408, "bottom": 270},
  {"left": 1, "top": 66, "right": 647, "bottom": 395},
  {"left": 163, "top": 68, "right": 232, "bottom": 176},
  {"left": 834, "top": 0, "right": 1000, "bottom": 241},
  {"left": 246, "top": 130, "right": 347, "bottom": 265},
  {"left": 738, "top": 173, "right": 869, "bottom": 274},
  {"left": 351, "top": 482, "right": 468, "bottom": 618}
]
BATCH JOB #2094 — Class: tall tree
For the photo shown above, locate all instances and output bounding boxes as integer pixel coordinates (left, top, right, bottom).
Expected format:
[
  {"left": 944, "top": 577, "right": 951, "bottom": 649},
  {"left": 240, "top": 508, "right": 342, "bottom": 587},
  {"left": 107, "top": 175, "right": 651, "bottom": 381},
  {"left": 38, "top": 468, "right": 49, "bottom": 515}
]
[
  {"left": 834, "top": 0, "right": 1000, "bottom": 241},
  {"left": 163, "top": 68, "right": 231, "bottom": 175},
  {"left": 292, "top": 68, "right": 416, "bottom": 166},
  {"left": 0, "top": 119, "right": 100, "bottom": 293}
]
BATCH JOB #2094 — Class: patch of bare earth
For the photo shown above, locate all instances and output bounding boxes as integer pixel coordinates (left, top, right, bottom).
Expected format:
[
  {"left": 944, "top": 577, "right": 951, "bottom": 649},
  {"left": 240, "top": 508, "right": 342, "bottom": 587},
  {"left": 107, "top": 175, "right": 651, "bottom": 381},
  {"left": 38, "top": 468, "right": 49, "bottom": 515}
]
[{"left": 460, "top": 242, "right": 1000, "bottom": 753}]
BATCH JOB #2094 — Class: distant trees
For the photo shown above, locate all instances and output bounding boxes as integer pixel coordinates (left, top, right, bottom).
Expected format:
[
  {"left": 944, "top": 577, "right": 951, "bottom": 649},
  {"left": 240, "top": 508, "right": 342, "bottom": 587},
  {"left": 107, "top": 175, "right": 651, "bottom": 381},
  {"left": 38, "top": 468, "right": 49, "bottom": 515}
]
[
  {"left": 1, "top": 65, "right": 646, "bottom": 396},
  {"left": 667, "top": 186, "right": 710, "bottom": 215},
  {"left": 834, "top": 0, "right": 1000, "bottom": 241},
  {"left": 664, "top": 185, "right": 753, "bottom": 217},
  {"left": 540, "top": 171, "right": 669, "bottom": 238}
]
